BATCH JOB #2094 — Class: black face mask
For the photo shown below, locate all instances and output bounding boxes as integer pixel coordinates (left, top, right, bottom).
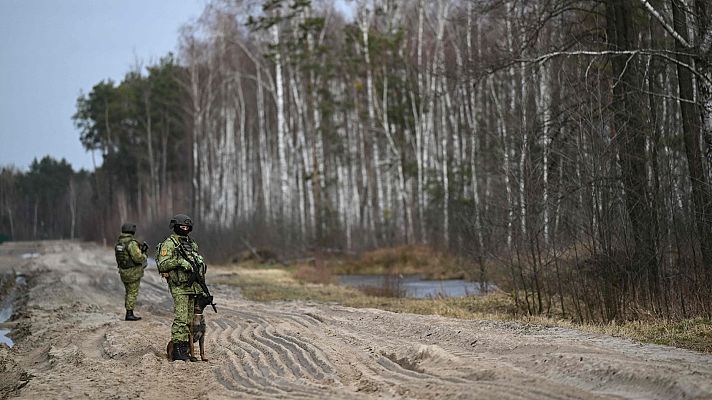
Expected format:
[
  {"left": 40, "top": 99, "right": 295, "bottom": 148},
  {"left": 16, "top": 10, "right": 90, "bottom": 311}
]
[{"left": 174, "top": 225, "right": 191, "bottom": 236}]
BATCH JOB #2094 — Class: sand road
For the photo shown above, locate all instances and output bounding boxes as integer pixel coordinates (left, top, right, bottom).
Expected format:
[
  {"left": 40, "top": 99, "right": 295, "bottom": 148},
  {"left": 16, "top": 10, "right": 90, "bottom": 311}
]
[{"left": 0, "top": 241, "right": 711, "bottom": 399}]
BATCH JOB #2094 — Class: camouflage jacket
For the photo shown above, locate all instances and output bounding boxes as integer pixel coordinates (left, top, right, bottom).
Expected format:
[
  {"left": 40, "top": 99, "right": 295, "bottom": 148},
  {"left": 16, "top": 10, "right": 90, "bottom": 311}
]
[
  {"left": 156, "top": 233, "right": 205, "bottom": 296},
  {"left": 115, "top": 233, "right": 147, "bottom": 269}
]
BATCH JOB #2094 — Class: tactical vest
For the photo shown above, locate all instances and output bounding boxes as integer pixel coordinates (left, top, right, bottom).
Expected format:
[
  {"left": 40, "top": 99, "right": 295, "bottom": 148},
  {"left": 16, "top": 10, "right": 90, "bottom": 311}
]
[
  {"left": 171, "top": 236, "right": 206, "bottom": 276},
  {"left": 115, "top": 236, "right": 141, "bottom": 269}
]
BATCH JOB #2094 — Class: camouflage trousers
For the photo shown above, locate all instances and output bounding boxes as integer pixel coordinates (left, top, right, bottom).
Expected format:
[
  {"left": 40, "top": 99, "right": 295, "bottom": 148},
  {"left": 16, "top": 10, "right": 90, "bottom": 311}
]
[
  {"left": 122, "top": 280, "right": 141, "bottom": 310},
  {"left": 119, "top": 266, "right": 144, "bottom": 311},
  {"left": 171, "top": 293, "right": 194, "bottom": 342}
]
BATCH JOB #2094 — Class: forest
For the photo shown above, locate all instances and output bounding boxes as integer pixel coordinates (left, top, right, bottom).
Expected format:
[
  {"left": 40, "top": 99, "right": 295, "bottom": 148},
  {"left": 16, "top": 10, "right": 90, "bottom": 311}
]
[{"left": 1, "top": 0, "right": 712, "bottom": 323}]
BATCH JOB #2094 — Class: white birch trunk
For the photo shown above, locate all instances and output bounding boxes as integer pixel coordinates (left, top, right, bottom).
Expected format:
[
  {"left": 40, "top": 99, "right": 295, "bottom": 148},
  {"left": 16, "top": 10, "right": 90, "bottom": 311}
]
[
  {"left": 289, "top": 64, "right": 310, "bottom": 238},
  {"left": 359, "top": 4, "right": 384, "bottom": 238},
  {"left": 189, "top": 54, "right": 203, "bottom": 220},
  {"left": 422, "top": 0, "right": 449, "bottom": 245},
  {"left": 467, "top": 7, "right": 486, "bottom": 261},
  {"left": 539, "top": 65, "right": 552, "bottom": 246},
  {"left": 490, "top": 78, "right": 514, "bottom": 249},
  {"left": 441, "top": 93, "right": 450, "bottom": 247},
  {"left": 338, "top": 163, "right": 351, "bottom": 249},
  {"left": 256, "top": 66, "right": 272, "bottom": 221},
  {"left": 416, "top": 0, "right": 426, "bottom": 242},
  {"left": 307, "top": 25, "right": 320, "bottom": 237},
  {"left": 143, "top": 90, "right": 157, "bottom": 221},
  {"left": 346, "top": 83, "right": 362, "bottom": 245},
  {"left": 220, "top": 101, "right": 238, "bottom": 226},
  {"left": 272, "top": 23, "right": 290, "bottom": 223},
  {"left": 236, "top": 73, "right": 250, "bottom": 220},
  {"left": 519, "top": 69, "right": 528, "bottom": 239}
]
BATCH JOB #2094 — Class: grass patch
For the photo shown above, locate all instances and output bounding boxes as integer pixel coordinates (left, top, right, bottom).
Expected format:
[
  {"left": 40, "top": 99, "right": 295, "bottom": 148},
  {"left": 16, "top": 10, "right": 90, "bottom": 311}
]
[
  {"left": 214, "top": 267, "right": 354, "bottom": 302},
  {"left": 587, "top": 318, "right": 712, "bottom": 353},
  {"left": 319, "top": 245, "right": 467, "bottom": 279},
  {"left": 514, "top": 316, "right": 712, "bottom": 353},
  {"left": 213, "top": 265, "right": 514, "bottom": 317},
  {"left": 214, "top": 264, "right": 712, "bottom": 354},
  {"left": 292, "top": 261, "right": 335, "bottom": 285}
]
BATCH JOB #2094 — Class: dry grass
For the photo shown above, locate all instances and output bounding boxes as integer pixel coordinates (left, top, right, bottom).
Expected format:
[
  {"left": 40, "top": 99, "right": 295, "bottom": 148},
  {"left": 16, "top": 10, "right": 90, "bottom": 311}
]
[
  {"left": 213, "top": 266, "right": 362, "bottom": 303},
  {"left": 514, "top": 316, "right": 712, "bottom": 353},
  {"left": 320, "top": 245, "right": 466, "bottom": 279},
  {"left": 293, "top": 261, "right": 335, "bottom": 285},
  {"left": 584, "top": 318, "right": 712, "bottom": 353},
  {"left": 213, "top": 264, "right": 712, "bottom": 354},
  {"left": 213, "top": 265, "right": 513, "bottom": 315}
]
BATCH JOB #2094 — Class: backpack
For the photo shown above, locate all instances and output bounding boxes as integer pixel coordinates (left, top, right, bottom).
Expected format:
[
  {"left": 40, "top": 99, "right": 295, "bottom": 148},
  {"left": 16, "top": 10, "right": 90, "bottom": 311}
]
[{"left": 115, "top": 236, "right": 141, "bottom": 269}]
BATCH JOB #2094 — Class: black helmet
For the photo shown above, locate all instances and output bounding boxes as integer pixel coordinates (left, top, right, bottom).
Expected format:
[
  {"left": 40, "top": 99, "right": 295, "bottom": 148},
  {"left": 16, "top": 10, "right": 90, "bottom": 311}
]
[
  {"left": 170, "top": 214, "right": 193, "bottom": 235},
  {"left": 121, "top": 223, "right": 136, "bottom": 234}
]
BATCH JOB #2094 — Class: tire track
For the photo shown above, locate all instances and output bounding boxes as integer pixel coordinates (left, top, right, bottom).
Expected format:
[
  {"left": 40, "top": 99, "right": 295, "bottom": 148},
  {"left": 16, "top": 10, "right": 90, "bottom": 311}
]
[
  {"left": 210, "top": 317, "right": 330, "bottom": 398},
  {"left": 221, "top": 308, "right": 321, "bottom": 379},
  {"left": 254, "top": 324, "right": 325, "bottom": 379},
  {"left": 205, "top": 305, "right": 366, "bottom": 399},
  {"left": 222, "top": 306, "right": 437, "bottom": 386},
  {"left": 236, "top": 320, "right": 306, "bottom": 381},
  {"left": 277, "top": 308, "right": 603, "bottom": 400},
  {"left": 251, "top": 324, "right": 314, "bottom": 379},
  {"left": 270, "top": 325, "right": 336, "bottom": 376},
  {"left": 282, "top": 312, "right": 324, "bottom": 328}
]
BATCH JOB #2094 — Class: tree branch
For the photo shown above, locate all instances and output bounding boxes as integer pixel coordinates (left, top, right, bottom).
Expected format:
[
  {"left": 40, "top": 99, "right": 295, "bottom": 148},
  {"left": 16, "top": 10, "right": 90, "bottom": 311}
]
[
  {"left": 638, "top": 0, "right": 692, "bottom": 49},
  {"left": 517, "top": 49, "right": 712, "bottom": 85},
  {"left": 612, "top": 52, "right": 637, "bottom": 89}
]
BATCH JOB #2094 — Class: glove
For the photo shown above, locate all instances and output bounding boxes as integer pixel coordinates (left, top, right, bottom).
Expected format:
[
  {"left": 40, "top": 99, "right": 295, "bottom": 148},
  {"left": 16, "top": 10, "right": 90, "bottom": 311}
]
[
  {"left": 179, "top": 259, "right": 193, "bottom": 271},
  {"left": 140, "top": 241, "right": 149, "bottom": 253}
]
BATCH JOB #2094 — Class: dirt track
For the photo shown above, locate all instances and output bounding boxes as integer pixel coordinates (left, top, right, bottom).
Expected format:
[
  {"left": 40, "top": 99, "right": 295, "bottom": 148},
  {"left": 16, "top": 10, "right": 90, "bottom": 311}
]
[{"left": 1, "top": 241, "right": 712, "bottom": 399}]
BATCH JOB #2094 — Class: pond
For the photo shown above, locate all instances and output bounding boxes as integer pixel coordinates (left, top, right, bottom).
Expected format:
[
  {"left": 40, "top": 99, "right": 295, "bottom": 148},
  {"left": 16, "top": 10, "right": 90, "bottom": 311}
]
[
  {"left": 338, "top": 274, "right": 491, "bottom": 299},
  {"left": 1, "top": 301, "right": 13, "bottom": 347},
  {"left": 0, "top": 275, "right": 26, "bottom": 348}
]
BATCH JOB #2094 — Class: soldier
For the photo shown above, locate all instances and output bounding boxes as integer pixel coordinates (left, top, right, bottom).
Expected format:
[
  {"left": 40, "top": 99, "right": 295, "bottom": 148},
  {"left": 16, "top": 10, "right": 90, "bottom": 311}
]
[
  {"left": 156, "top": 214, "right": 206, "bottom": 362},
  {"left": 114, "top": 223, "right": 148, "bottom": 321}
]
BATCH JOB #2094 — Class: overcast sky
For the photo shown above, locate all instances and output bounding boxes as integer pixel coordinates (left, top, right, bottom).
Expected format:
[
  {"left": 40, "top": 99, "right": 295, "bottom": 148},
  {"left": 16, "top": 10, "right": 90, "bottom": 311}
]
[{"left": 0, "top": 0, "right": 207, "bottom": 171}]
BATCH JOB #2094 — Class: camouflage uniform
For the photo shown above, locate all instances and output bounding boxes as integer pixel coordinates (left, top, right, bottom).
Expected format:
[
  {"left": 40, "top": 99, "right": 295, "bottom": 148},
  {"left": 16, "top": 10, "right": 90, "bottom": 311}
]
[
  {"left": 115, "top": 233, "right": 147, "bottom": 311},
  {"left": 156, "top": 234, "right": 205, "bottom": 343}
]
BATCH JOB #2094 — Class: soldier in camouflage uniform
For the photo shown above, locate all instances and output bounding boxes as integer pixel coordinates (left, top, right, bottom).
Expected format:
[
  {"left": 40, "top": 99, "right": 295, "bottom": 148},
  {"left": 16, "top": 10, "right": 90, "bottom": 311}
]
[
  {"left": 156, "top": 214, "right": 206, "bottom": 362},
  {"left": 114, "top": 223, "right": 148, "bottom": 321}
]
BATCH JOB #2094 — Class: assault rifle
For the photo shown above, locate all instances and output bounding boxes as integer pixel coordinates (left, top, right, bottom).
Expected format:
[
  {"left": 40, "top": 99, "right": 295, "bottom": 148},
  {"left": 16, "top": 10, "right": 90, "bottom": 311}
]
[{"left": 175, "top": 242, "right": 218, "bottom": 313}]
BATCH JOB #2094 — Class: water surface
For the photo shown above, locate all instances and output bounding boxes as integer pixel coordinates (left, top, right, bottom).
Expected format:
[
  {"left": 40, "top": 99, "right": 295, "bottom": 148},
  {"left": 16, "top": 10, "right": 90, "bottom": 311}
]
[
  {"left": 0, "top": 275, "right": 26, "bottom": 348},
  {"left": 0, "top": 303, "right": 13, "bottom": 347},
  {"left": 338, "top": 274, "right": 490, "bottom": 298}
]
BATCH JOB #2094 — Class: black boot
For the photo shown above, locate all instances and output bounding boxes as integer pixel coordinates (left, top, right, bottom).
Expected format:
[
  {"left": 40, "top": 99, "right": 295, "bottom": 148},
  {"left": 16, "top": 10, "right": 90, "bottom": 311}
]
[
  {"left": 172, "top": 341, "right": 190, "bottom": 362},
  {"left": 125, "top": 310, "right": 142, "bottom": 321}
]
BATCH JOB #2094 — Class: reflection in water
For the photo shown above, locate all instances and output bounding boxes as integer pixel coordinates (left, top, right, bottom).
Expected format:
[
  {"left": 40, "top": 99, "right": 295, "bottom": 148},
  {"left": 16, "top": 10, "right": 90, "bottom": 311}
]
[
  {"left": 0, "top": 303, "right": 12, "bottom": 348},
  {"left": 338, "top": 274, "right": 492, "bottom": 299},
  {"left": 0, "top": 303, "right": 10, "bottom": 322},
  {"left": 0, "top": 328, "right": 12, "bottom": 347},
  {"left": 0, "top": 274, "right": 26, "bottom": 348}
]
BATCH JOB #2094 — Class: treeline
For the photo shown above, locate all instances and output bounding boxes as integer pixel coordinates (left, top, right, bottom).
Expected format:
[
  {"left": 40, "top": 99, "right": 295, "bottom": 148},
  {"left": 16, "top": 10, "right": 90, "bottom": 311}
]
[
  {"left": 2, "top": 0, "right": 712, "bottom": 322},
  {"left": 0, "top": 157, "right": 90, "bottom": 241}
]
